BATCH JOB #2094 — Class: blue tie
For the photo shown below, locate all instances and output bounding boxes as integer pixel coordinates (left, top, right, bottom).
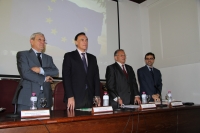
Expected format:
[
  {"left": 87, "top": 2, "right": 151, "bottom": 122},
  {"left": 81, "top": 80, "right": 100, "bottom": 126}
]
[
  {"left": 150, "top": 68, "right": 154, "bottom": 81},
  {"left": 81, "top": 53, "right": 87, "bottom": 73}
]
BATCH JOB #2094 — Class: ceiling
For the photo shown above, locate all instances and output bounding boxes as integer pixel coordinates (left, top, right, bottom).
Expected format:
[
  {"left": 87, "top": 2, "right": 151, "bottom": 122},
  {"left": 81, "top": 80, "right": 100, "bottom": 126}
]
[
  {"left": 130, "top": 0, "right": 146, "bottom": 4},
  {"left": 113, "top": 0, "right": 146, "bottom": 4}
]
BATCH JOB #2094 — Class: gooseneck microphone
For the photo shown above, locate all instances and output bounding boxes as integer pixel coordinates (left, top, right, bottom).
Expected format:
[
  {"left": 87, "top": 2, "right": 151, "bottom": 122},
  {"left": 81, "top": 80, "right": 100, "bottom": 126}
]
[{"left": 103, "top": 85, "right": 122, "bottom": 110}]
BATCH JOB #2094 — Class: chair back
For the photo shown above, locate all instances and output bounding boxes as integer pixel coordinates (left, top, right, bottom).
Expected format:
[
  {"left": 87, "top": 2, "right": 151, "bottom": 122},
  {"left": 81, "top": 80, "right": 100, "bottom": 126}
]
[
  {"left": 100, "top": 82, "right": 104, "bottom": 106},
  {"left": 53, "top": 81, "right": 66, "bottom": 110},
  {"left": 0, "top": 79, "right": 19, "bottom": 112}
]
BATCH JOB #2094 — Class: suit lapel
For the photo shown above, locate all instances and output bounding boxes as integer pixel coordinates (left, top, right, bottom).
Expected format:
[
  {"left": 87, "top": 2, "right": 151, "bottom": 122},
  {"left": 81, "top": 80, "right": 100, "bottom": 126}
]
[
  {"left": 87, "top": 54, "right": 91, "bottom": 73},
  {"left": 42, "top": 54, "right": 47, "bottom": 67},
  {"left": 145, "top": 66, "right": 154, "bottom": 83},
  {"left": 125, "top": 64, "right": 130, "bottom": 80},
  {"left": 115, "top": 62, "right": 127, "bottom": 79},
  {"left": 74, "top": 50, "right": 87, "bottom": 74},
  {"left": 29, "top": 49, "right": 41, "bottom": 67}
]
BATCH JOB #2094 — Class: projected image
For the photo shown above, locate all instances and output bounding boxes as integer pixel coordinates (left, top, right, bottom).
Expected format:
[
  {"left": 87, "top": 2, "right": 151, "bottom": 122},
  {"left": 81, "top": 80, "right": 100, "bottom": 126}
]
[{"left": 0, "top": 0, "right": 118, "bottom": 78}]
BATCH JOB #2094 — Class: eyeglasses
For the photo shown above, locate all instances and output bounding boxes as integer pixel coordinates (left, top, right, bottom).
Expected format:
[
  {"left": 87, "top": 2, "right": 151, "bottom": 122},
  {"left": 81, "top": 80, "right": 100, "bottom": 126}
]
[
  {"left": 145, "top": 58, "right": 154, "bottom": 60},
  {"left": 116, "top": 55, "right": 126, "bottom": 57}
]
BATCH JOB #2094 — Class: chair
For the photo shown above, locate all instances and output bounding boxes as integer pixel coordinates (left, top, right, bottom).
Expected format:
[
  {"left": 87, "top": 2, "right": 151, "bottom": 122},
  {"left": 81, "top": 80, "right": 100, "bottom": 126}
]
[
  {"left": 100, "top": 82, "right": 104, "bottom": 106},
  {"left": 53, "top": 81, "right": 66, "bottom": 110},
  {"left": 53, "top": 82, "right": 105, "bottom": 109},
  {"left": 0, "top": 79, "right": 19, "bottom": 112}
]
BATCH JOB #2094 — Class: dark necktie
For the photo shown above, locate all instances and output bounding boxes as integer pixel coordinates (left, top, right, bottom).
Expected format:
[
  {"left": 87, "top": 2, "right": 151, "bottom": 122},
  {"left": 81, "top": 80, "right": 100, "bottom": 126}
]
[
  {"left": 81, "top": 53, "right": 87, "bottom": 73},
  {"left": 37, "top": 53, "right": 42, "bottom": 66},
  {"left": 150, "top": 68, "right": 154, "bottom": 81},
  {"left": 122, "top": 65, "right": 128, "bottom": 79}
]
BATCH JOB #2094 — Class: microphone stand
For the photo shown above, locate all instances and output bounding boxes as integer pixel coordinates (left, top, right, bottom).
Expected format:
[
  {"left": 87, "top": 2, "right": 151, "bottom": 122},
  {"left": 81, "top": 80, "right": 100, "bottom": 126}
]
[
  {"left": 103, "top": 85, "right": 123, "bottom": 111},
  {"left": 6, "top": 86, "right": 23, "bottom": 118},
  {"left": 154, "top": 85, "right": 167, "bottom": 107}
]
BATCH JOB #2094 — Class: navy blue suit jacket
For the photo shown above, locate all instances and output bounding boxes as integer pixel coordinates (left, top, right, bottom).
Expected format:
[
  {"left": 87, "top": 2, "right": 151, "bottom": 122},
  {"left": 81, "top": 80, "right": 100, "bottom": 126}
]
[
  {"left": 137, "top": 66, "right": 162, "bottom": 98},
  {"left": 62, "top": 50, "right": 100, "bottom": 108}
]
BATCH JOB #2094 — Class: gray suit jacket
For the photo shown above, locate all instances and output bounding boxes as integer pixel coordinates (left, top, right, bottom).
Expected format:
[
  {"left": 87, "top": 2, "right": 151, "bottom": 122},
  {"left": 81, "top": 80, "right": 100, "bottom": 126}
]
[{"left": 12, "top": 49, "right": 58, "bottom": 107}]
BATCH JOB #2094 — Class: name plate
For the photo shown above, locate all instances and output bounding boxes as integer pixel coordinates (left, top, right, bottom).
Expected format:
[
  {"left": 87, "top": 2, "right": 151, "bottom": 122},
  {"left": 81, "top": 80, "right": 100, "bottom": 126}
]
[
  {"left": 170, "top": 101, "right": 183, "bottom": 107},
  {"left": 140, "top": 103, "right": 156, "bottom": 109},
  {"left": 92, "top": 106, "right": 113, "bottom": 113},
  {"left": 21, "top": 109, "right": 50, "bottom": 118}
]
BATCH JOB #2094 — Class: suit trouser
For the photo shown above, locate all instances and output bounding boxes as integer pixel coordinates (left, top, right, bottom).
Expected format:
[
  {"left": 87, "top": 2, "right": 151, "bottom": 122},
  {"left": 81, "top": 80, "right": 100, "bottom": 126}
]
[
  {"left": 17, "top": 91, "right": 50, "bottom": 113},
  {"left": 75, "top": 89, "right": 93, "bottom": 109}
]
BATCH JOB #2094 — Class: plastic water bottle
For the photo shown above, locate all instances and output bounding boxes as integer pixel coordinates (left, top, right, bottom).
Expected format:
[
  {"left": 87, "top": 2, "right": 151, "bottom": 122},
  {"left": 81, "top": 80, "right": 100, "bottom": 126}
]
[
  {"left": 167, "top": 91, "right": 172, "bottom": 103},
  {"left": 103, "top": 91, "right": 109, "bottom": 106},
  {"left": 30, "top": 92, "right": 37, "bottom": 110},
  {"left": 142, "top": 92, "right": 147, "bottom": 104}
]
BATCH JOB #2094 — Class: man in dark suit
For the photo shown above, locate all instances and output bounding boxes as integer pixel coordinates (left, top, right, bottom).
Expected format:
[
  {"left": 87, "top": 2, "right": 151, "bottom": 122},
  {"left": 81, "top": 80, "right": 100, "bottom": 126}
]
[
  {"left": 106, "top": 49, "right": 141, "bottom": 109},
  {"left": 62, "top": 32, "right": 100, "bottom": 110},
  {"left": 137, "top": 52, "right": 162, "bottom": 101},
  {"left": 12, "top": 32, "right": 59, "bottom": 113}
]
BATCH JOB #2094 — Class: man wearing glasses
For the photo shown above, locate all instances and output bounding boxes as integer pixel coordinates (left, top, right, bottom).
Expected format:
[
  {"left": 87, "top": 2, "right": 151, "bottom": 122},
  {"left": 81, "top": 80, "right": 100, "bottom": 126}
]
[{"left": 137, "top": 52, "right": 162, "bottom": 101}]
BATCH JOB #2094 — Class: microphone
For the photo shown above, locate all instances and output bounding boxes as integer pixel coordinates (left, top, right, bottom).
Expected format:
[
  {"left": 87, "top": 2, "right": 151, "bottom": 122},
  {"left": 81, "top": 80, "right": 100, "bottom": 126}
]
[
  {"left": 103, "top": 85, "right": 122, "bottom": 110},
  {"left": 154, "top": 85, "right": 167, "bottom": 107}
]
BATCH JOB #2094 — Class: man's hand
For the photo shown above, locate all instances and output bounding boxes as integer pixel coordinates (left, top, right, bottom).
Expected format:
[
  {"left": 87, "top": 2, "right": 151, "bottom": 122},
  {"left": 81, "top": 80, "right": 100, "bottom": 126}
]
[
  {"left": 45, "top": 76, "right": 53, "bottom": 83},
  {"left": 94, "top": 96, "right": 101, "bottom": 107},
  {"left": 31, "top": 67, "right": 40, "bottom": 73},
  {"left": 118, "top": 98, "right": 123, "bottom": 106},
  {"left": 152, "top": 94, "right": 160, "bottom": 102},
  {"left": 67, "top": 97, "right": 75, "bottom": 110},
  {"left": 134, "top": 97, "right": 141, "bottom": 105}
]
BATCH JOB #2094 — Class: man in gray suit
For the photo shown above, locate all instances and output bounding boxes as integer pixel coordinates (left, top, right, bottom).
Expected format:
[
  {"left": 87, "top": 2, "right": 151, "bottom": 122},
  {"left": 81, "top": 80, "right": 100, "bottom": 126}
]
[{"left": 12, "top": 32, "right": 58, "bottom": 113}]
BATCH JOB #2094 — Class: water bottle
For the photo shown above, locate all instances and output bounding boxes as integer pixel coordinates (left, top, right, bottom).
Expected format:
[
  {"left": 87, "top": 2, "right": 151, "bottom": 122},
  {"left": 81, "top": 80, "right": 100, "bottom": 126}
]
[
  {"left": 167, "top": 91, "right": 172, "bottom": 103},
  {"left": 103, "top": 91, "right": 109, "bottom": 106},
  {"left": 142, "top": 92, "right": 147, "bottom": 104},
  {"left": 30, "top": 92, "right": 37, "bottom": 110}
]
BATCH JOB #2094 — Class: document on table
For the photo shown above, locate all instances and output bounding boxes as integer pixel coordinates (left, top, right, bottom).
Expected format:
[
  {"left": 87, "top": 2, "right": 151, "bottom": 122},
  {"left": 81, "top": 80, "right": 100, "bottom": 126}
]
[{"left": 122, "top": 105, "right": 140, "bottom": 108}]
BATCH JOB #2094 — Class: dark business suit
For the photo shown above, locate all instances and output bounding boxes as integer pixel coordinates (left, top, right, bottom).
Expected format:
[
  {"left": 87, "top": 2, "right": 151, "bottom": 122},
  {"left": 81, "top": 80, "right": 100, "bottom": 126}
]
[
  {"left": 106, "top": 62, "right": 139, "bottom": 109},
  {"left": 62, "top": 50, "right": 100, "bottom": 109},
  {"left": 137, "top": 65, "right": 162, "bottom": 100},
  {"left": 12, "top": 49, "right": 58, "bottom": 111}
]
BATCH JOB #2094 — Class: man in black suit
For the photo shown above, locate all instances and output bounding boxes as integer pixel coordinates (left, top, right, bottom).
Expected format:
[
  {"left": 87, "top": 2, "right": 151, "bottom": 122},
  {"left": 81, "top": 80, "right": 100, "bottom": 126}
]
[
  {"left": 12, "top": 32, "right": 59, "bottom": 112},
  {"left": 137, "top": 52, "right": 162, "bottom": 101},
  {"left": 106, "top": 49, "right": 141, "bottom": 109},
  {"left": 62, "top": 32, "right": 100, "bottom": 110}
]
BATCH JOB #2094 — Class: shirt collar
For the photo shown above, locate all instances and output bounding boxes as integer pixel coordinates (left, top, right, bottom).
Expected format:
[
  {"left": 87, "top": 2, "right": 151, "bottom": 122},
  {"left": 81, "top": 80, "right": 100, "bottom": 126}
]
[
  {"left": 32, "top": 48, "right": 41, "bottom": 54},
  {"left": 116, "top": 62, "right": 125, "bottom": 67},
  {"left": 77, "top": 48, "right": 87, "bottom": 55},
  {"left": 146, "top": 65, "right": 153, "bottom": 71}
]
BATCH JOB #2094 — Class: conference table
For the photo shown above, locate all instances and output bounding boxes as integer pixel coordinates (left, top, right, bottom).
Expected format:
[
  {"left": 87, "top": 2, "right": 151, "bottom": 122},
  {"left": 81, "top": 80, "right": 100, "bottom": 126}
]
[{"left": 0, "top": 105, "right": 200, "bottom": 133}]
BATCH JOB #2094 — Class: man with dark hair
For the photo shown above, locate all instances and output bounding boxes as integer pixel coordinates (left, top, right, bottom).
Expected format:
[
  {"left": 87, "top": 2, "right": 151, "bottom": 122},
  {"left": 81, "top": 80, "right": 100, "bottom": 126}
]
[
  {"left": 62, "top": 32, "right": 100, "bottom": 110},
  {"left": 12, "top": 32, "right": 59, "bottom": 112},
  {"left": 137, "top": 52, "right": 162, "bottom": 101},
  {"left": 106, "top": 49, "right": 141, "bottom": 109}
]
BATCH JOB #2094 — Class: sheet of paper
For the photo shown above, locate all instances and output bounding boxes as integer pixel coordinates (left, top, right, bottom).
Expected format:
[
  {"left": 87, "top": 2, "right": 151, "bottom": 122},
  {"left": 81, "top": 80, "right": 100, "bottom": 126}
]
[{"left": 122, "top": 105, "right": 140, "bottom": 108}]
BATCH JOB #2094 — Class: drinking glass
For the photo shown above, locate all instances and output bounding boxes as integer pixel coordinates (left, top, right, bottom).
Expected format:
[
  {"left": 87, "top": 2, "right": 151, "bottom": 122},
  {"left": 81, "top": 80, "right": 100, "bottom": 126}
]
[{"left": 40, "top": 98, "right": 47, "bottom": 108}]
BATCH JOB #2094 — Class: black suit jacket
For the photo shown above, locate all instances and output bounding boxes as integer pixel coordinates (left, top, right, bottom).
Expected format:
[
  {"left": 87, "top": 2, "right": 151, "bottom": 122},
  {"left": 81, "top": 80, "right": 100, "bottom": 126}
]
[
  {"left": 62, "top": 50, "right": 100, "bottom": 108},
  {"left": 137, "top": 65, "right": 162, "bottom": 98},
  {"left": 106, "top": 62, "right": 139, "bottom": 108}
]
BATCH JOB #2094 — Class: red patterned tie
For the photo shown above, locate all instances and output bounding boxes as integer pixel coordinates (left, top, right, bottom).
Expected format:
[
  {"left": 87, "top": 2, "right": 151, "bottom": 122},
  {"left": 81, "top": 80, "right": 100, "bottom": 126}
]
[{"left": 122, "top": 65, "right": 128, "bottom": 79}]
